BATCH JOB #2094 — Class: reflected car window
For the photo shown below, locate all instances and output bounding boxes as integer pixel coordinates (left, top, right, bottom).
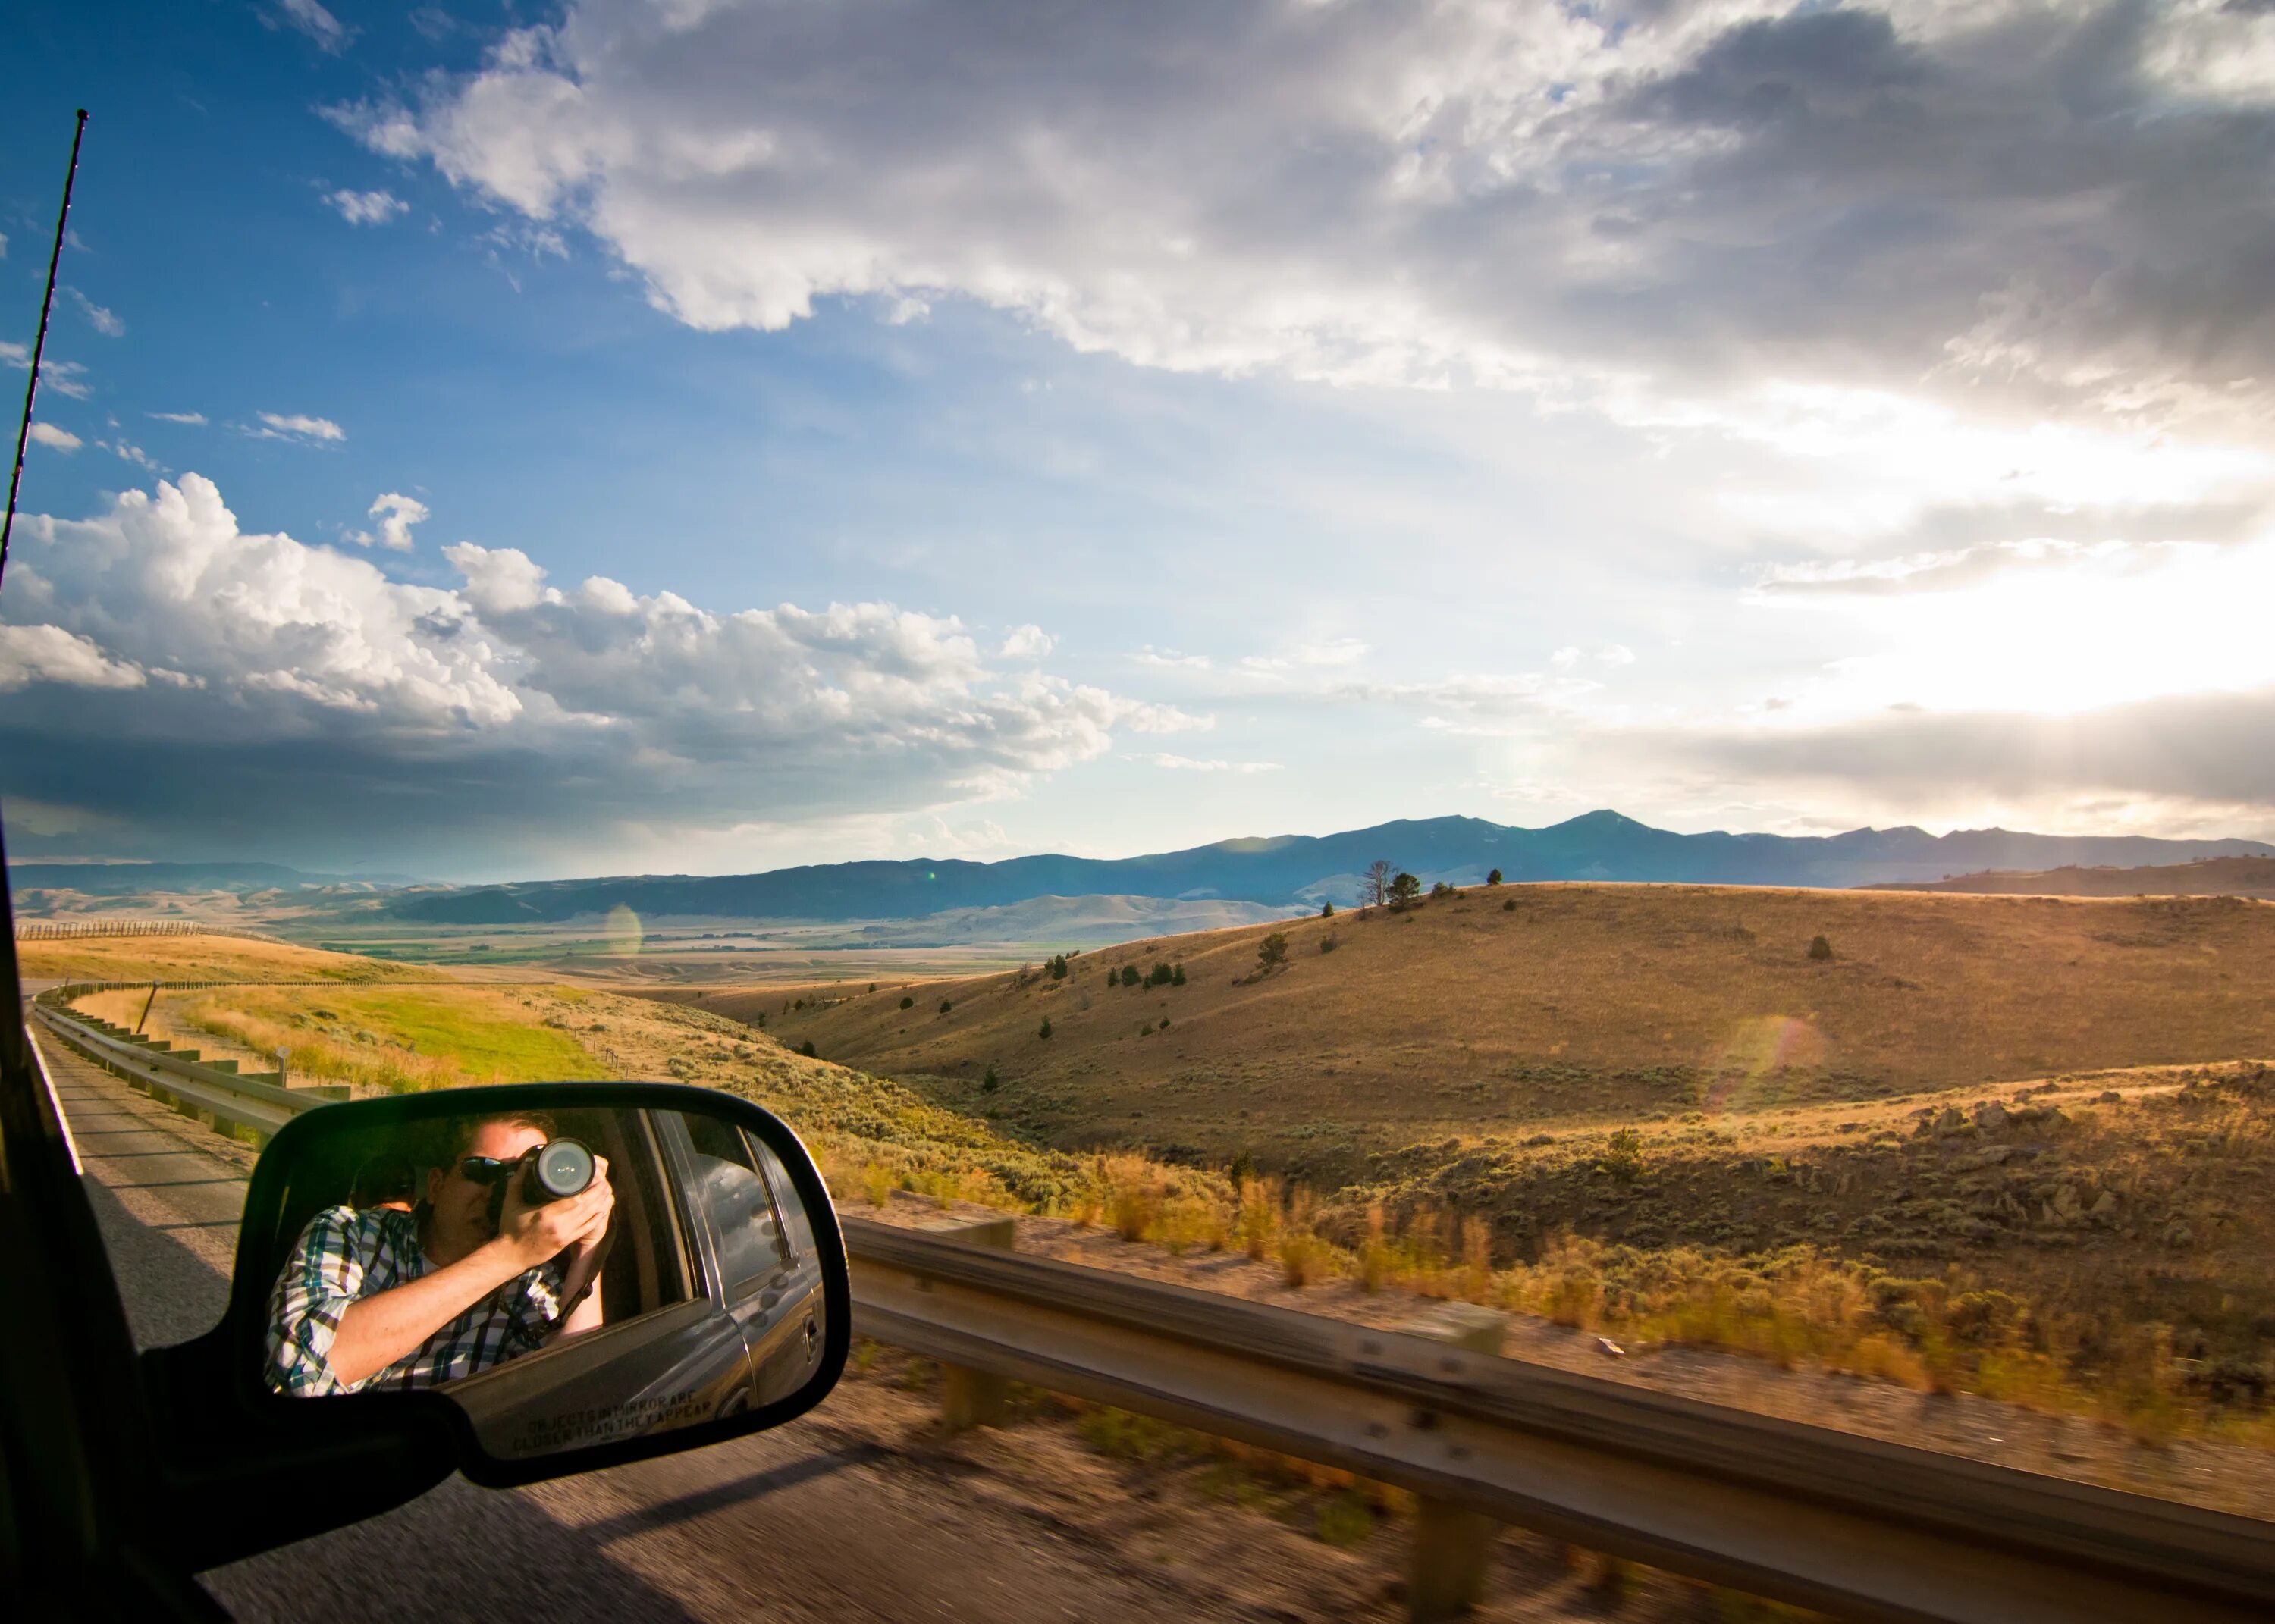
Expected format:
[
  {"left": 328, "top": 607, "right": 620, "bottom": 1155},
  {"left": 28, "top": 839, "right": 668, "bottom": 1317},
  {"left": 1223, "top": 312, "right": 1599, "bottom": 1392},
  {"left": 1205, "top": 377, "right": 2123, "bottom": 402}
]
[{"left": 682, "top": 1113, "right": 786, "bottom": 1300}]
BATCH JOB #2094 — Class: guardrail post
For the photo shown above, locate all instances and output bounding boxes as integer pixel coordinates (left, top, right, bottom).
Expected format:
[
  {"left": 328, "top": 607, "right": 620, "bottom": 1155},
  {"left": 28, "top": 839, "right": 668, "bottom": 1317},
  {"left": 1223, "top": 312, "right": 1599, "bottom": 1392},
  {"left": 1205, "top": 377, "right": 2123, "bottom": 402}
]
[
  {"left": 1402, "top": 1302, "right": 1509, "bottom": 1622},
  {"left": 907, "top": 1212, "right": 1018, "bottom": 1431}
]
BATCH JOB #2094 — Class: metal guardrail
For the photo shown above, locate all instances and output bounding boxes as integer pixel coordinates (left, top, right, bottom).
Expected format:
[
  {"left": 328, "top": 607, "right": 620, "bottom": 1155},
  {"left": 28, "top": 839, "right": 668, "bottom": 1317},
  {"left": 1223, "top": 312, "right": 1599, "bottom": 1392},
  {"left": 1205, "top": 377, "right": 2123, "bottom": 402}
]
[
  {"left": 844, "top": 1217, "right": 2275, "bottom": 1624},
  {"left": 31, "top": 997, "right": 329, "bottom": 1144},
  {"left": 34, "top": 992, "right": 2275, "bottom": 1620}
]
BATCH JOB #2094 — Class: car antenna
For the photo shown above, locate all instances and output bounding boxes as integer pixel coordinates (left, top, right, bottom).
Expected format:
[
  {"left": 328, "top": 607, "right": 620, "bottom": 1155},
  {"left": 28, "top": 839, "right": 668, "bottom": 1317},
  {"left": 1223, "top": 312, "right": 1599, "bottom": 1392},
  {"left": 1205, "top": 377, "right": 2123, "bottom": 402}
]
[{"left": 0, "top": 108, "right": 90, "bottom": 595}]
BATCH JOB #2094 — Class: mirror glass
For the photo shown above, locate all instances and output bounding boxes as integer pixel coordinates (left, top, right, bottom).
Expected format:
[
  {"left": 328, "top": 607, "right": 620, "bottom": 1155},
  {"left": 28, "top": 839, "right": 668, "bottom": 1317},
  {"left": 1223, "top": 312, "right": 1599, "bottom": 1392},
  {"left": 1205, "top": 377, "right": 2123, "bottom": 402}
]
[{"left": 251, "top": 1096, "right": 838, "bottom": 1464}]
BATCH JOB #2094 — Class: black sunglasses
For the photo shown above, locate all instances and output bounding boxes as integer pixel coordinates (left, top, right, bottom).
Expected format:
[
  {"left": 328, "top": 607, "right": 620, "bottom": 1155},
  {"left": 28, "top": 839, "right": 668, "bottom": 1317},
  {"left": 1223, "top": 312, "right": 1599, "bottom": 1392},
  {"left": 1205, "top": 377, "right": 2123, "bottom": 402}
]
[{"left": 455, "top": 1155, "right": 522, "bottom": 1184}]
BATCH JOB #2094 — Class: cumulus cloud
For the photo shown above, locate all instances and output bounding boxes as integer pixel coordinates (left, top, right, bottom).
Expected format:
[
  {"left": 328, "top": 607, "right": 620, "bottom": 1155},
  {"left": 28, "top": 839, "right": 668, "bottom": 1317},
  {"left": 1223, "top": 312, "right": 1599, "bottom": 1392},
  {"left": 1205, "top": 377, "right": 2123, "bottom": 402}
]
[
  {"left": 2, "top": 343, "right": 89, "bottom": 400},
  {"left": 999, "top": 623, "right": 1055, "bottom": 660},
  {"left": 99, "top": 440, "right": 158, "bottom": 472},
  {"left": 254, "top": 412, "right": 346, "bottom": 443},
  {"left": 0, "top": 625, "right": 144, "bottom": 692},
  {"left": 1126, "top": 753, "right": 1281, "bottom": 773},
  {"left": 66, "top": 289, "right": 124, "bottom": 337},
  {"left": 275, "top": 0, "right": 349, "bottom": 53},
  {"left": 350, "top": 0, "right": 2275, "bottom": 425},
  {"left": 325, "top": 188, "right": 410, "bottom": 225},
  {"left": 28, "top": 422, "right": 81, "bottom": 453},
  {"left": 350, "top": 492, "right": 430, "bottom": 552},
  {"left": 0, "top": 475, "right": 1207, "bottom": 862}
]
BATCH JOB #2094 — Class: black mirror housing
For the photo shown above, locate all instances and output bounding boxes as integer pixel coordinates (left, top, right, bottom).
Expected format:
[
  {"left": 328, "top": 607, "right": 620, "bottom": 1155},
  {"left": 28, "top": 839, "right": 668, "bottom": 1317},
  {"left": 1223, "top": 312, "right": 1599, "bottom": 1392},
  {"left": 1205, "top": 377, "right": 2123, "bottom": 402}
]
[{"left": 141, "top": 1082, "right": 849, "bottom": 1570}]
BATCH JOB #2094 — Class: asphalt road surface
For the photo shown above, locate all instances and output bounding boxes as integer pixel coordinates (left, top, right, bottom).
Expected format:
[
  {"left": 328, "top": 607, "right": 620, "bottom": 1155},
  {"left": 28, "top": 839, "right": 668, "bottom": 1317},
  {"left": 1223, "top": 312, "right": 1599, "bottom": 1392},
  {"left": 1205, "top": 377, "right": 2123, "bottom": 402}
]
[{"left": 39, "top": 1034, "right": 1286, "bottom": 1623}]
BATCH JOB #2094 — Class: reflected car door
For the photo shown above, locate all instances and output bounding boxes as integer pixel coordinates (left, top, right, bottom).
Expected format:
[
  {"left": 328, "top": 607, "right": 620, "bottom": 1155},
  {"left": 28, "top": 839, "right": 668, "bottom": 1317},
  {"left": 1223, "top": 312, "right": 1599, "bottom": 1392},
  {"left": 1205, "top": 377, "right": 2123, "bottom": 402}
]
[
  {"left": 661, "top": 1110, "right": 830, "bottom": 1409},
  {"left": 444, "top": 1109, "right": 760, "bottom": 1462}
]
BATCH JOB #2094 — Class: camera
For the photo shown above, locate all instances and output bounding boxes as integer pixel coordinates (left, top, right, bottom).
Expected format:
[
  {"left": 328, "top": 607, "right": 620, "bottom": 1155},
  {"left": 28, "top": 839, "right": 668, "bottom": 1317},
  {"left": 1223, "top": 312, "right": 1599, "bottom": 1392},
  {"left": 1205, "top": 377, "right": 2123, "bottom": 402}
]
[{"left": 485, "top": 1136, "right": 597, "bottom": 1232}]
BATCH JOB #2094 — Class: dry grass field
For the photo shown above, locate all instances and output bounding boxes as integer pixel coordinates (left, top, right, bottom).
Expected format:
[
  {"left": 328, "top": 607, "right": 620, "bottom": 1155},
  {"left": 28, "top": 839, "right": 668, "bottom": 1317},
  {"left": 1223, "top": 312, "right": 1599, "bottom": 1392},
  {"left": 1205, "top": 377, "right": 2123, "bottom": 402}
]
[
  {"left": 679, "top": 883, "right": 2275, "bottom": 1180},
  {"left": 17, "top": 931, "right": 450, "bottom": 986},
  {"left": 48, "top": 917, "right": 2275, "bottom": 1447}
]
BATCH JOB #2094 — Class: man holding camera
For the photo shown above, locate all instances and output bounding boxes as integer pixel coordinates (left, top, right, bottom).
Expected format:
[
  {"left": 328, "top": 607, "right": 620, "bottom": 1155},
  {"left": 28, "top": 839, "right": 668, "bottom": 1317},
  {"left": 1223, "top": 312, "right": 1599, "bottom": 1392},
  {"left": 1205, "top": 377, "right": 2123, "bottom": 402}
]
[{"left": 266, "top": 1112, "right": 615, "bottom": 1397}]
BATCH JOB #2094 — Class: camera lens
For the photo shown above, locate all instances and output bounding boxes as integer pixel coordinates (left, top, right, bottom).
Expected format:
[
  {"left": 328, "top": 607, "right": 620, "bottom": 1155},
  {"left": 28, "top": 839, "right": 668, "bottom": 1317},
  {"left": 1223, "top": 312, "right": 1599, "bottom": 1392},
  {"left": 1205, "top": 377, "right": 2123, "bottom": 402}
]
[{"left": 532, "top": 1137, "right": 595, "bottom": 1199}]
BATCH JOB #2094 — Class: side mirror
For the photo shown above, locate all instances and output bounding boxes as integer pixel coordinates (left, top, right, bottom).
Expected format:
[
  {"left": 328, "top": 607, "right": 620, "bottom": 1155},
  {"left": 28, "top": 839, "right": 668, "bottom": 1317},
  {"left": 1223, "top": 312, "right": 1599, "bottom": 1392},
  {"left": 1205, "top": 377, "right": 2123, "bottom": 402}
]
[{"left": 145, "top": 1082, "right": 847, "bottom": 1562}]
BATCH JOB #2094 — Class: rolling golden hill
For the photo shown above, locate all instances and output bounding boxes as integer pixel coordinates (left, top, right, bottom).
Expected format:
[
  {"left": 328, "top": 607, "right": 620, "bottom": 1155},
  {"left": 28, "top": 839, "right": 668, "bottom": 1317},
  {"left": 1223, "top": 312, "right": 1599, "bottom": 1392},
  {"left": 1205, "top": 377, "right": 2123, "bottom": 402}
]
[
  {"left": 16, "top": 930, "right": 451, "bottom": 986},
  {"left": 668, "top": 883, "right": 2275, "bottom": 1180}
]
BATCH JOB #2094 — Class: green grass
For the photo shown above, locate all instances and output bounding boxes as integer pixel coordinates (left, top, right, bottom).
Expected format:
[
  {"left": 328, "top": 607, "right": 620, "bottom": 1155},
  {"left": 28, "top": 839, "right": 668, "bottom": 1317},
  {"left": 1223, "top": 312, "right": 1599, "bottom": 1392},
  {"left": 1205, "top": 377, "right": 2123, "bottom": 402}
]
[{"left": 310, "top": 989, "right": 603, "bottom": 1078}]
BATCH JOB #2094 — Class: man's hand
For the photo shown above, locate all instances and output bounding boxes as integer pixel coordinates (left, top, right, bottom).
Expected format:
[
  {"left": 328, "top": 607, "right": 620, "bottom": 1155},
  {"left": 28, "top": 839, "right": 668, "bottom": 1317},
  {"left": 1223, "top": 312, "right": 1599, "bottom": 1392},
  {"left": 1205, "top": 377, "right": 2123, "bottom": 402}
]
[{"left": 497, "top": 1153, "right": 614, "bottom": 1273}]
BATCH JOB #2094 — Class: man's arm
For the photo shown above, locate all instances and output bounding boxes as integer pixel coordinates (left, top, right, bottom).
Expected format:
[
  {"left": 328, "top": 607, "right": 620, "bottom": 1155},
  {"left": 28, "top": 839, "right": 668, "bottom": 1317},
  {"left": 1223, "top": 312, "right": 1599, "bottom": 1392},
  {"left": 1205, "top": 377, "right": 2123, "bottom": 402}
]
[{"left": 328, "top": 1180, "right": 613, "bottom": 1388}]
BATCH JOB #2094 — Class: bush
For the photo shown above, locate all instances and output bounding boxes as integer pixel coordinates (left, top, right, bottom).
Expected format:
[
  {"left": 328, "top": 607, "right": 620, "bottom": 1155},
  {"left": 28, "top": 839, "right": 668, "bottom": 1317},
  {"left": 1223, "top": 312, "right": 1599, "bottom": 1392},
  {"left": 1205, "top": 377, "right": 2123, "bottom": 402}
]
[
  {"left": 798, "top": 1039, "right": 818, "bottom": 1059},
  {"left": 899, "top": 995, "right": 914, "bottom": 1010},
  {"left": 1037, "top": 1017, "right": 1053, "bottom": 1039},
  {"left": 1430, "top": 879, "right": 1456, "bottom": 899},
  {"left": 1120, "top": 964, "right": 1141, "bottom": 987},
  {"left": 1319, "top": 933, "right": 1338, "bottom": 954},
  {"left": 1255, "top": 932, "right": 1288, "bottom": 973},
  {"left": 1147, "top": 961, "right": 1173, "bottom": 986},
  {"left": 1320, "top": 901, "right": 1335, "bottom": 917},
  {"left": 1808, "top": 935, "right": 1834, "bottom": 961},
  {"left": 1171, "top": 963, "right": 1185, "bottom": 986},
  {"left": 939, "top": 999, "right": 954, "bottom": 1014},
  {"left": 1046, "top": 953, "right": 1069, "bottom": 980},
  {"left": 1503, "top": 898, "right": 1516, "bottom": 911},
  {"left": 1486, "top": 867, "right": 1502, "bottom": 885},
  {"left": 1388, "top": 872, "right": 1421, "bottom": 909},
  {"left": 982, "top": 1064, "right": 999, "bottom": 1092},
  {"left": 1602, "top": 1126, "right": 1644, "bottom": 1182}
]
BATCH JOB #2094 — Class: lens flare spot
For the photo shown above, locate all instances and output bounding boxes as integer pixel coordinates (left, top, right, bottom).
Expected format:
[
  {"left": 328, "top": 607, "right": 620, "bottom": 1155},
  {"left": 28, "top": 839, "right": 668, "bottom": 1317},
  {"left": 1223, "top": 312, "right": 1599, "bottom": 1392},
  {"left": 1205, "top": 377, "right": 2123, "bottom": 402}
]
[
  {"left": 606, "top": 904, "right": 644, "bottom": 957},
  {"left": 1702, "top": 1014, "right": 1825, "bottom": 1115}
]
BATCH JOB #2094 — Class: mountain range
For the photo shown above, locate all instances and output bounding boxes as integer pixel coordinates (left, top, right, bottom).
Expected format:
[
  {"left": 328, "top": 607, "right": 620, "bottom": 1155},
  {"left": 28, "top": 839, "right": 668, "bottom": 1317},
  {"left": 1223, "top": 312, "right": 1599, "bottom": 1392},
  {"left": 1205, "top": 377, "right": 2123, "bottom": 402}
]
[{"left": 386, "top": 811, "right": 2275, "bottom": 925}]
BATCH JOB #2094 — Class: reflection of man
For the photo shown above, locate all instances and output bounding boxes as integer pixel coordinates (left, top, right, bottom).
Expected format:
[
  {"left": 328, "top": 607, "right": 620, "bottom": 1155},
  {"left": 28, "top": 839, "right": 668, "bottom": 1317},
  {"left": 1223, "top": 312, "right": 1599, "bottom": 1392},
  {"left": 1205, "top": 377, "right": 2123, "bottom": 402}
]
[{"left": 266, "top": 1113, "right": 614, "bottom": 1397}]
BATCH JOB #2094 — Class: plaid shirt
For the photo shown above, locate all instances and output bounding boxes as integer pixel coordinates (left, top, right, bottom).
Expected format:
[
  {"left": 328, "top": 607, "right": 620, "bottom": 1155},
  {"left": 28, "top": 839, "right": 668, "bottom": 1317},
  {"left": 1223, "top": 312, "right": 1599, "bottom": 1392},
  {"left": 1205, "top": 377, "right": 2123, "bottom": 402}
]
[{"left": 266, "top": 1205, "right": 567, "bottom": 1397}]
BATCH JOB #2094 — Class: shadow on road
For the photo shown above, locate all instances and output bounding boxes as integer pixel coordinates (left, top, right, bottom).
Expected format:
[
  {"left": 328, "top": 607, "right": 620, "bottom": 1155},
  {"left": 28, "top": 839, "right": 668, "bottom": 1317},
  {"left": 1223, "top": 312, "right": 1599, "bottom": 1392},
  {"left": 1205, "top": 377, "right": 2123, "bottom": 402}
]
[{"left": 580, "top": 1442, "right": 893, "bottom": 1545}]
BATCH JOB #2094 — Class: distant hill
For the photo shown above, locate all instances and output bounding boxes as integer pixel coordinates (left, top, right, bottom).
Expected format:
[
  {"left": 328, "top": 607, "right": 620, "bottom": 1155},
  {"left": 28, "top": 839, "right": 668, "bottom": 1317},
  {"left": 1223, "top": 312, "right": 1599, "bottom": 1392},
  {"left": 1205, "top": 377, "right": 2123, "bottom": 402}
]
[
  {"left": 673, "top": 883, "right": 2275, "bottom": 1184},
  {"left": 389, "top": 810, "right": 2275, "bottom": 925},
  {"left": 1865, "top": 855, "right": 2275, "bottom": 900},
  {"left": 7, "top": 861, "right": 411, "bottom": 896}
]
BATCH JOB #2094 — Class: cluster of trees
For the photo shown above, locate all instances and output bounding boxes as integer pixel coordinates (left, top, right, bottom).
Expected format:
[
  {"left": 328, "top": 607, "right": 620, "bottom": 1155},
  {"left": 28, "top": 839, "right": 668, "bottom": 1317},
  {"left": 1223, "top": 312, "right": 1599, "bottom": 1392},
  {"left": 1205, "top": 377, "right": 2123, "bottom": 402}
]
[
  {"left": 1116, "top": 960, "right": 1185, "bottom": 987},
  {"left": 1359, "top": 859, "right": 1424, "bottom": 910},
  {"left": 1354, "top": 857, "right": 1505, "bottom": 909},
  {"left": 1046, "top": 952, "right": 1073, "bottom": 979}
]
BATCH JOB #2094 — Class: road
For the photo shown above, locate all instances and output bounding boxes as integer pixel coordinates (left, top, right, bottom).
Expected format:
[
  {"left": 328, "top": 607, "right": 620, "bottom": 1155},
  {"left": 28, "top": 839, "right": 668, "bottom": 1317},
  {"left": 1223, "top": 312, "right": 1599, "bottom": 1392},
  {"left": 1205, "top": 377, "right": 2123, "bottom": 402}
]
[{"left": 39, "top": 1033, "right": 1356, "bottom": 1623}]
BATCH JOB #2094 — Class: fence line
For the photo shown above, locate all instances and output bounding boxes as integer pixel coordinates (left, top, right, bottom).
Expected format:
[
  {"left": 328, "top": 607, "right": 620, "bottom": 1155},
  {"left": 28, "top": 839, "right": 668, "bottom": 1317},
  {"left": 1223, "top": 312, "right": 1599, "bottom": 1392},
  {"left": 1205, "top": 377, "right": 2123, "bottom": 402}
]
[{"left": 14, "top": 919, "right": 285, "bottom": 942}]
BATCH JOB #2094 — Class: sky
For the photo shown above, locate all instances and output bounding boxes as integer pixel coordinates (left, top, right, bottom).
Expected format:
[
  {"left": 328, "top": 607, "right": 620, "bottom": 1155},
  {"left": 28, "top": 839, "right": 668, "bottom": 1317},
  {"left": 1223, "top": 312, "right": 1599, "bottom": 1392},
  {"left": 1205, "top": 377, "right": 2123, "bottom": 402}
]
[{"left": 2, "top": 0, "right": 2273, "bottom": 881}]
